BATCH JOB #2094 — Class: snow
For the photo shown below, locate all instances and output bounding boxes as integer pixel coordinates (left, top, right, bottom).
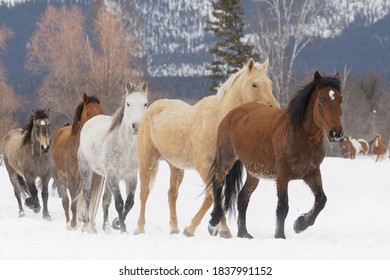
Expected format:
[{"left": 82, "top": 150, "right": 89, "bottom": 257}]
[{"left": 0, "top": 156, "right": 389, "bottom": 261}]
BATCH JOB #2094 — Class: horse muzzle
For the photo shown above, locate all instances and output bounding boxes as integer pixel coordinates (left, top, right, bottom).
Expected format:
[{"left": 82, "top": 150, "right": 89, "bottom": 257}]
[
  {"left": 131, "top": 123, "right": 139, "bottom": 135},
  {"left": 41, "top": 144, "right": 50, "bottom": 153},
  {"left": 328, "top": 128, "right": 344, "bottom": 142}
]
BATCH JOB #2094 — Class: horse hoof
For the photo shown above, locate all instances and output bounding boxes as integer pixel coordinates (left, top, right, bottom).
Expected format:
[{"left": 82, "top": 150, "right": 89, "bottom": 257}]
[
  {"left": 238, "top": 231, "right": 253, "bottom": 239},
  {"left": 33, "top": 206, "right": 41, "bottom": 214},
  {"left": 112, "top": 217, "right": 121, "bottom": 230},
  {"left": 170, "top": 229, "right": 180, "bottom": 235},
  {"left": 293, "top": 215, "right": 308, "bottom": 234},
  {"left": 19, "top": 211, "right": 25, "bottom": 218},
  {"left": 219, "top": 231, "right": 233, "bottom": 239},
  {"left": 134, "top": 228, "right": 145, "bottom": 235},
  {"left": 208, "top": 223, "right": 219, "bottom": 236},
  {"left": 182, "top": 228, "right": 194, "bottom": 237},
  {"left": 43, "top": 214, "right": 52, "bottom": 221},
  {"left": 81, "top": 225, "right": 97, "bottom": 234}
]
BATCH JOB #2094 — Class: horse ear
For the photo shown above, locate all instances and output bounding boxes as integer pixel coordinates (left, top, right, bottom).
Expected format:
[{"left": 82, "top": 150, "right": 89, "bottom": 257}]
[
  {"left": 261, "top": 57, "right": 269, "bottom": 71},
  {"left": 334, "top": 73, "right": 341, "bottom": 80},
  {"left": 140, "top": 82, "right": 148, "bottom": 93},
  {"left": 126, "top": 81, "right": 133, "bottom": 93},
  {"left": 314, "top": 71, "right": 323, "bottom": 85},
  {"left": 247, "top": 58, "right": 255, "bottom": 71},
  {"left": 82, "top": 92, "right": 88, "bottom": 103}
]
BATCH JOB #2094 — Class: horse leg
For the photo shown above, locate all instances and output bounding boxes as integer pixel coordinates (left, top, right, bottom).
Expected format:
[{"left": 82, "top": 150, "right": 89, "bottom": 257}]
[
  {"left": 57, "top": 182, "right": 71, "bottom": 226},
  {"left": 275, "top": 169, "right": 290, "bottom": 239},
  {"left": 24, "top": 175, "right": 41, "bottom": 214},
  {"left": 79, "top": 165, "right": 96, "bottom": 233},
  {"left": 134, "top": 154, "right": 160, "bottom": 235},
  {"left": 168, "top": 164, "right": 184, "bottom": 234},
  {"left": 40, "top": 173, "right": 51, "bottom": 220},
  {"left": 68, "top": 178, "right": 80, "bottom": 230},
  {"left": 294, "top": 168, "right": 327, "bottom": 234},
  {"left": 6, "top": 164, "right": 25, "bottom": 217},
  {"left": 107, "top": 178, "right": 126, "bottom": 233},
  {"left": 237, "top": 174, "right": 260, "bottom": 239},
  {"left": 122, "top": 175, "right": 137, "bottom": 225},
  {"left": 102, "top": 184, "right": 112, "bottom": 232}
]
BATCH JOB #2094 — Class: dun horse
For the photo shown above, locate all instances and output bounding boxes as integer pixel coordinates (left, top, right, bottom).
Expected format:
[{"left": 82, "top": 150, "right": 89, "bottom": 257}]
[
  {"left": 2, "top": 109, "right": 52, "bottom": 219},
  {"left": 208, "top": 72, "right": 343, "bottom": 239},
  {"left": 135, "top": 58, "right": 279, "bottom": 237},
  {"left": 51, "top": 93, "right": 103, "bottom": 230},
  {"left": 77, "top": 81, "right": 148, "bottom": 233}
]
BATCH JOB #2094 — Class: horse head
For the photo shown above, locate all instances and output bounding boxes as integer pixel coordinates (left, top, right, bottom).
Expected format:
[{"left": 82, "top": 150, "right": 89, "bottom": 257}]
[
  {"left": 238, "top": 58, "right": 280, "bottom": 108},
  {"left": 312, "top": 72, "right": 344, "bottom": 142},
  {"left": 124, "top": 81, "right": 148, "bottom": 135},
  {"left": 80, "top": 92, "right": 104, "bottom": 125},
  {"left": 32, "top": 109, "right": 51, "bottom": 153}
]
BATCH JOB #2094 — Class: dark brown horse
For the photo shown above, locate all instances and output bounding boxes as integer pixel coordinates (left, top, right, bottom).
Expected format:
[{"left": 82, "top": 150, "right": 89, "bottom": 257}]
[
  {"left": 208, "top": 72, "right": 343, "bottom": 239},
  {"left": 51, "top": 93, "right": 103, "bottom": 229},
  {"left": 2, "top": 109, "right": 52, "bottom": 219}
]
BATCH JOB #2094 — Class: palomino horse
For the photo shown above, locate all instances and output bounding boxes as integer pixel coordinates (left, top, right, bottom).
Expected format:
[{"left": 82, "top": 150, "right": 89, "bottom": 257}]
[
  {"left": 339, "top": 136, "right": 368, "bottom": 159},
  {"left": 51, "top": 93, "right": 103, "bottom": 230},
  {"left": 208, "top": 72, "right": 343, "bottom": 239},
  {"left": 77, "top": 81, "right": 148, "bottom": 233},
  {"left": 135, "top": 58, "right": 279, "bottom": 238},
  {"left": 371, "top": 133, "right": 387, "bottom": 161},
  {"left": 2, "top": 109, "right": 52, "bottom": 219}
]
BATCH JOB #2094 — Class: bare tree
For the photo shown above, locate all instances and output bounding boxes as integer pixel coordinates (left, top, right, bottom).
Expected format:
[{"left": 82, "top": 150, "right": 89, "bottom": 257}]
[
  {"left": 26, "top": 5, "right": 89, "bottom": 121},
  {"left": 0, "top": 26, "right": 20, "bottom": 150},
  {"left": 252, "top": 0, "right": 322, "bottom": 106},
  {"left": 87, "top": 2, "right": 143, "bottom": 113}
]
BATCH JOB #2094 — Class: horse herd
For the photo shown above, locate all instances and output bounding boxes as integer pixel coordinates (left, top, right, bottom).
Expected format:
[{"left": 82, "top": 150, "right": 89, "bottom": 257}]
[
  {"left": 338, "top": 134, "right": 388, "bottom": 161},
  {"left": 0, "top": 58, "right": 376, "bottom": 240}
]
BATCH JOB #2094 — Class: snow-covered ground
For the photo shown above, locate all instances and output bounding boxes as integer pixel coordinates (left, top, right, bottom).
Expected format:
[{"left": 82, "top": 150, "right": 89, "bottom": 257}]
[{"left": 1, "top": 156, "right": 389, "bottom": 260}]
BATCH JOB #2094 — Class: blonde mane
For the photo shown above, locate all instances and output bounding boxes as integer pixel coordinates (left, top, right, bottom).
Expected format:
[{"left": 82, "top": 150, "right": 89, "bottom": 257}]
[{"left": 216, "top": 62, "right": 262, "bottom": 97}]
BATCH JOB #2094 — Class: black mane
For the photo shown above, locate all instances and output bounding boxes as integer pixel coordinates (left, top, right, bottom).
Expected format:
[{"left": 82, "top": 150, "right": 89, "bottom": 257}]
[
  {"left": 22, "top": 109, "right": 49, "bottom": 145},
  {"left": 71, "top": 95, "right": 101, "bottom": 134},
  {"left": 288, "top": 76, "right": 341, "bottom": 127}
]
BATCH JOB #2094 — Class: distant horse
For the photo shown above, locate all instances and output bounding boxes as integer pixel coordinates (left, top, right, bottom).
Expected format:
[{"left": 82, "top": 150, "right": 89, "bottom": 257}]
[
  {"left": 339, "top": 137, "right": 354, "bottom": 158},
  {"left": 208, "top": 72, "right": 343, "bottom": 239},
  {"left": 371, "top": 133, "right": 387, "bottom": 161},
  {"left": 77, "top": 81, "right": 148, "bottom": 233},
  {"left": 339, "top": 136, "right": 369, "bottom": 158},
  {"left": 2, "top": 109, "right": 52, "bottom": 219},
  {"left": 51, "top": 93, "right": 103, "bottom": 230},
  {"left": 135, "top": 58, "right": 279, "bottom": 237}
]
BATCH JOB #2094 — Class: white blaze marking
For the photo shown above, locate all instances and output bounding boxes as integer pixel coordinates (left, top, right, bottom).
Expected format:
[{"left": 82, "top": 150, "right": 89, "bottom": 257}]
[
  {"left": 329, "top": 90, "right": 335, "bottom": 100},
  {"left": 40, "top": 120, "right": 46, "bottom": 125}
]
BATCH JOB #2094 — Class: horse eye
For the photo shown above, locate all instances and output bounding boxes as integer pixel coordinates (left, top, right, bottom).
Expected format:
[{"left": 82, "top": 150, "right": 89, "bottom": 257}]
[
  {"left": 318, "top": 97, "right": 324, "bottom": 106},
  {"left": 252, "top": 83, "right": 257, "bottom": 88},
  {"left": 144, "top": 103, "right": 148, "bottom": 107},
  {"left": 127, "top": 103, "right": 130, "bottom": 107}
]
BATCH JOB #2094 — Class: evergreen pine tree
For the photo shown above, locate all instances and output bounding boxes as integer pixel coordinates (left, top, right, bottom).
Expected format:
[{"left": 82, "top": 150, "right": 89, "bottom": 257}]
[{"left": 206, "top": 0, "right": 257, "bottom": 91}]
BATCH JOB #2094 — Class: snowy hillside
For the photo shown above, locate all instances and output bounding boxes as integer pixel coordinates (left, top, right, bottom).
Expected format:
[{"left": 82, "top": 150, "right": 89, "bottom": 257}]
[{"left": 1, "top": 0, "right": 389, "bottom": 77}]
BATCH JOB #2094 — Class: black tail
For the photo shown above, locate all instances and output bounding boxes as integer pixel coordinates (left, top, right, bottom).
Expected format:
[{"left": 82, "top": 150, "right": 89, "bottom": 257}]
[
  {"left": 17, "top": 175, "right": 31, "bottom": 197},
  {"left": 224, "top": 160, "right": 243, "bottom": 215}
]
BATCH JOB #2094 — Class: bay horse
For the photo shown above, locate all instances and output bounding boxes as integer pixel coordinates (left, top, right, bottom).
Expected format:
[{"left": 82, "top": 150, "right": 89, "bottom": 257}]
[
  {"left": 2, "top": 109, "right": 52, "bottom": 219},
  {"left": 51, "top": 92, "right": 103, "bottom": 230},
  {"left": 208, "top": 72, "right": 343, "bottom": 239},
  {"left": 135, "top": 58, "right": 279, "bottom": 238},
  {"left": 76, "top": 81, "right": 148, "bottom": 234},
  {"left": 371, "top": 133, "right": 387, "bottom": 161}
]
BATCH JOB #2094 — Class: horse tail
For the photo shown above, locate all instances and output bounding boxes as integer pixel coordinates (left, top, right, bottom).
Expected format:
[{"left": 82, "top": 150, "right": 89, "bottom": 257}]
[
  {"left": 75, "top": 173, "right": 105, "bottom": 225},
  {"left": 17, "top": 175, "right": 31, "bottom": 197},
  {"left": 223, "top": 160, "right": 243, "bottom": 215},
  {"left": 88, "top": 173, "right": 105, "bottom": 224}
]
